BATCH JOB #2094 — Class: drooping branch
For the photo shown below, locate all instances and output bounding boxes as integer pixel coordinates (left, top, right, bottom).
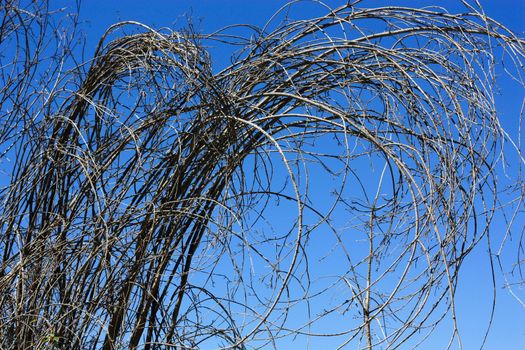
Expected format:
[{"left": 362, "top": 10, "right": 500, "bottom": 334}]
[{"left": 0, "top": 1, "right": 524, "bottom": 349}]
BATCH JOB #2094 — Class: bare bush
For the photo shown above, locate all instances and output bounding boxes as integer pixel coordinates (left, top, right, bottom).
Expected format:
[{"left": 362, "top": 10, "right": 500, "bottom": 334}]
[{"left": 0, "top": 0, "right": 524, "bottom": 349}]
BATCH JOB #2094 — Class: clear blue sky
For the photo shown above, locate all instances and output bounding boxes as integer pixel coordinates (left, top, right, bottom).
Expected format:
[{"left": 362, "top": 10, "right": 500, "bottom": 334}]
[{"left": 55, "top": 1, "right": 525, "bottom": 348}]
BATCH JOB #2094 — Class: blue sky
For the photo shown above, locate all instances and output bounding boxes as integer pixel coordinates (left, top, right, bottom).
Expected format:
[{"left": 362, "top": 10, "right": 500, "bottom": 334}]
[{"left": 53, "top": 1, "right": 525, "bottom": 348}]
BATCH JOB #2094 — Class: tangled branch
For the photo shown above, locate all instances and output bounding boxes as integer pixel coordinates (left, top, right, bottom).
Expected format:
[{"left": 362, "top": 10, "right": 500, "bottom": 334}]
[{"left": 0, "top": 1, "right": 524, "bottom": 349}]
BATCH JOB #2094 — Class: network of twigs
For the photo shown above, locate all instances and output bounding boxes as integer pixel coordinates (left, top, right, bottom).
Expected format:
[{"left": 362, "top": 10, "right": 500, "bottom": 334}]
[{"left": 1, "top": 0, "right": 524, "bottom": 349}]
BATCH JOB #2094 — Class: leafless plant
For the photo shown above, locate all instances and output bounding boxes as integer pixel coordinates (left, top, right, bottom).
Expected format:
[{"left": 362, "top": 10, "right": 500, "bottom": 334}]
[{"left": 1, "top": 0, "right": 524, "bottom": 349}]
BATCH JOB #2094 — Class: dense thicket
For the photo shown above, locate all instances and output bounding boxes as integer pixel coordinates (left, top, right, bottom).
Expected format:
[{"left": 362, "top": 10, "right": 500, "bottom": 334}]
[{"left": 1, "top": 1, "right": 524, "bottom": 349}]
